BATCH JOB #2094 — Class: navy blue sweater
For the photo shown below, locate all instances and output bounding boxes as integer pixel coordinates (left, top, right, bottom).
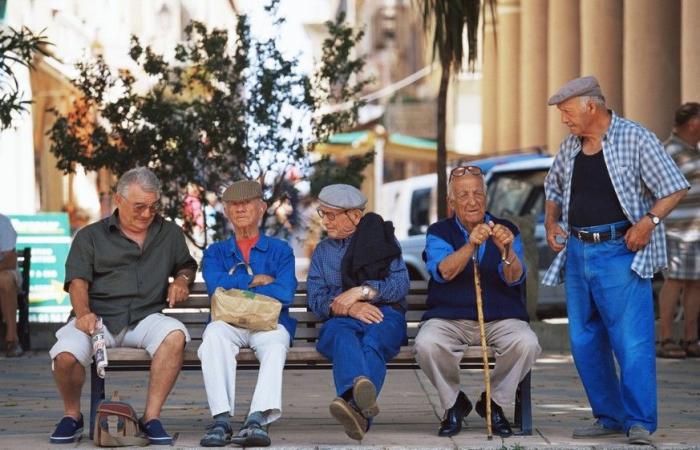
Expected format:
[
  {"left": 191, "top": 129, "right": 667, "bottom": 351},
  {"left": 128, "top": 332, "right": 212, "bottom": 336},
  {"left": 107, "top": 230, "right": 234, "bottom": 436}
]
[{"left": 422, "top": 217, "right": 529, "bottom": 322}]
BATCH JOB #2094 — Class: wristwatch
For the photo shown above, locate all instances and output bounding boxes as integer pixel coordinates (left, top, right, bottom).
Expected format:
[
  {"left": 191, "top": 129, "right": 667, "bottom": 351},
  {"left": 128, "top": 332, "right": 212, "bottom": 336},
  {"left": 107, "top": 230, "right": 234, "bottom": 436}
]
[
  {"left": 645, "top": 212, "right": 660, "bottom": 226},
  {"left": 177, "top": 273, "right": 192, "bottom": 283},
  {"left": 361, "top": 285, "right": 373, "bottom": 300}
]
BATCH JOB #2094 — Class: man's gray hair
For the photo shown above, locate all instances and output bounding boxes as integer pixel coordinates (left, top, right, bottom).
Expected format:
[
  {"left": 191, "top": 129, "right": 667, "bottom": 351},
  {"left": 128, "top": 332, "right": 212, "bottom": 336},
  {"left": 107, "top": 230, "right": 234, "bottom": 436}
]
[
  {"left": 580, "top": 95, "right": 606, "bottom": 108},
  {"left": 116, "top": 167, "right": 162, "bottom": 198}
]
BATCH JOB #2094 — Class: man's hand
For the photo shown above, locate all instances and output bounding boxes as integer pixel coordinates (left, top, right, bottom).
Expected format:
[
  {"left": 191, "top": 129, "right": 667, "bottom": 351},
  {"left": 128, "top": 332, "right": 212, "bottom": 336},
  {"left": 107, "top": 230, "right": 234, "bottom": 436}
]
[
  {"left": 546, "top": 222, "right": 568, "bottom": 252},
  {"left": 624, "top": 219, "right": 654, "bottom": 252},
  {"left": 249, "top": 274, "right": 275, "bottom": 288},
  {"left": 469, "top": 223, "right": 493, "bottom": 246},
  {"left": 330, "top": 287, "right": 364, "bottom": 316},
  {"left": 488, "top": 221, "right": 514, "bottom": 253},
  {"left": 167, "top": 277, "right": 190, "bottom": 308},
  {"left": 347, "top": 302, "right": 384, "bottom": 324},
  {"left": 75, "top": 312, "right": 98, "bottom": 335}
]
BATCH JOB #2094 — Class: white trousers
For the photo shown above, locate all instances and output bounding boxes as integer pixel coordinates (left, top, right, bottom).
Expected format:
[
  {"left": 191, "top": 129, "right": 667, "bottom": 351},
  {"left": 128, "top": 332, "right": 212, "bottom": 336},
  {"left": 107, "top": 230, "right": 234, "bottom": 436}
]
[
  {"left": 414, "top": 318, "right": 541, "bottom": 410},
  {"left": 197, "top": 320, "right": 290, "bottom": 424}
]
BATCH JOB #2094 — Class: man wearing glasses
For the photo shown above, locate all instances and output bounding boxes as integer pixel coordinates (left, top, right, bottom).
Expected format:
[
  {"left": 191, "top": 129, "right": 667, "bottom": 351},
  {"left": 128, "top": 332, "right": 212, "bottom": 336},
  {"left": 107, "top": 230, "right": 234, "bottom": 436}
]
[
  {"left": 414, "top": 165, "right": 540, "bottom": 438},
  {"left": 49, "top": 167, "right": 197, "bottom": 445},
  {"left": 307, "top": 184, "right": 409, "bottom": 441}
]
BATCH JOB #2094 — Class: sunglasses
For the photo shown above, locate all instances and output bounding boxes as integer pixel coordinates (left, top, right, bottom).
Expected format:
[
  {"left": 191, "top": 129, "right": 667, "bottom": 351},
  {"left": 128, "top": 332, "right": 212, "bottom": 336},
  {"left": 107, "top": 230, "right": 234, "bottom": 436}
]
[
  {"left": 316, "top": 208, "right": 350, "bottom": 221},
  {"left": 449, "top": 165, "right": 484, "bottom": 182},
  {"left": 128, "top": 199, "right": 162, "bottom": 215}
]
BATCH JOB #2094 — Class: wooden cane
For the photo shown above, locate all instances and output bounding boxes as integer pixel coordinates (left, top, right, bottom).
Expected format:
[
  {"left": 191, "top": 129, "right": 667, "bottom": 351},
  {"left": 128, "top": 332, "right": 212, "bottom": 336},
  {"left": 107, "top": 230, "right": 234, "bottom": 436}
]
[{"left": 472, "top": 246, "right": 493, "bottom": 440}]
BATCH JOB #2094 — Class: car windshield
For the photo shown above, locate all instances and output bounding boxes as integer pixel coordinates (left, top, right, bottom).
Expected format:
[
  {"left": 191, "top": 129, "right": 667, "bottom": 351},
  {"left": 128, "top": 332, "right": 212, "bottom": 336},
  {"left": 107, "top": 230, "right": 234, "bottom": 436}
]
[{"left": 486, "top": 170, "right": 548, "bottom": 219}]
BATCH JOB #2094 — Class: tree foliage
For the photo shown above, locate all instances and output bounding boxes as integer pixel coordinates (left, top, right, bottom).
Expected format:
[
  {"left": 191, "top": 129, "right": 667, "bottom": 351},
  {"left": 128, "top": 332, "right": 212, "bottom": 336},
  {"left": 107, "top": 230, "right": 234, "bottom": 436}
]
[
  {"left": 0, "top": 26, "right": 50, "bottom": 130},
  {"left": 48, "top": 3, "right": 371, "bottom": 245},
  {"left": 419, "top": 0, "right": 490, "bottom": 218}
]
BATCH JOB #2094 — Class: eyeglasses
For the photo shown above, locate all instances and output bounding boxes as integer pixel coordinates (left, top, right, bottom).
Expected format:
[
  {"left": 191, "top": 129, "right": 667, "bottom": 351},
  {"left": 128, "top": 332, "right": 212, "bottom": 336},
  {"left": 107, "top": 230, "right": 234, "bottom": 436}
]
[
  {"left": 316, "top": 208, "right": 350, "bottom": 221},
  {"left": 127, "top": 199, "right": 162, "bottom": 215},
  {"left": 449, "top": 165, "right": 483, "bottom": 182}
]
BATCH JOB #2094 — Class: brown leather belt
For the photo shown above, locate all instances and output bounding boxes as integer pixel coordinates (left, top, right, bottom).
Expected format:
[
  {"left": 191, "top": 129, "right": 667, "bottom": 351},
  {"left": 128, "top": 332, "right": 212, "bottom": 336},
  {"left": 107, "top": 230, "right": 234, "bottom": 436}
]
[{"left": 571, "top": 224, "right": 631, "bottom": 243}]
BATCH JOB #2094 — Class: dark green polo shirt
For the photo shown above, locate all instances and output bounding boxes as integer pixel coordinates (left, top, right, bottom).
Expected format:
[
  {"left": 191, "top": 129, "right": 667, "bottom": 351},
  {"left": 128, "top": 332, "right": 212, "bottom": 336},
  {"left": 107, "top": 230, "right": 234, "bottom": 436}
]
[{"left": 64, "top": 212, "right": 197, "bottom": 334}]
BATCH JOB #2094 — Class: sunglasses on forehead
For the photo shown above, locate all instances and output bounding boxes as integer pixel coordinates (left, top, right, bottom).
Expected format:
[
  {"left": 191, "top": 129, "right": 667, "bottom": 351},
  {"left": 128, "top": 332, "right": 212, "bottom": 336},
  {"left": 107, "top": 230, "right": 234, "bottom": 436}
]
[{"left": 449, "top": 165, "right": 484, "bottom": 182}]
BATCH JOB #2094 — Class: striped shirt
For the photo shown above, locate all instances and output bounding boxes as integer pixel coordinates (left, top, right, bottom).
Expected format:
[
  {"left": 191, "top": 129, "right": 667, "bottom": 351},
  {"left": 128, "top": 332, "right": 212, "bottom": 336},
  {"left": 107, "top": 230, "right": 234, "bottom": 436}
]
[{"left": 543, "top": 111, "right": 690, "bottom": 285}]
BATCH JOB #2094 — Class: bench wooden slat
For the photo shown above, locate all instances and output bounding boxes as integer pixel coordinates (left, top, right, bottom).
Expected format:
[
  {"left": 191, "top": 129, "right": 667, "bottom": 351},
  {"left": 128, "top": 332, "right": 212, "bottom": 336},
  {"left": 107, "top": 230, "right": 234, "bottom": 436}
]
[{"left": 107, "top": 345, "right": 494, "bottom": 366}]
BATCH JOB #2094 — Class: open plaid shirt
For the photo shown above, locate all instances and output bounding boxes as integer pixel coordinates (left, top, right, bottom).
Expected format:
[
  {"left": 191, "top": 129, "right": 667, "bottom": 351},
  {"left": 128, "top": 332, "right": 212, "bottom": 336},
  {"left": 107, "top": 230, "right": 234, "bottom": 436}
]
[{"left": 543, "top": 111, "right": 690, "bottom": 285}]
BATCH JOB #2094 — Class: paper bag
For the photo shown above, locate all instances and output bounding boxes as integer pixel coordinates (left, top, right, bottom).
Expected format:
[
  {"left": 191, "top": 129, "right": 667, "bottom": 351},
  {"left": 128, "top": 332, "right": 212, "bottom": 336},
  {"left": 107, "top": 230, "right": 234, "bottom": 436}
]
[{"left": 211, "top": 287, "right": 282, "bottom": 331}]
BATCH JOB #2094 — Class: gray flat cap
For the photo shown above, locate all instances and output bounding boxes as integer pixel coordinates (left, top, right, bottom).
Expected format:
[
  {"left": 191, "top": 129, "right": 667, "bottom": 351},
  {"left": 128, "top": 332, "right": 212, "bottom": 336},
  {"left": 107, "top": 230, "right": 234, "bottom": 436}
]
[
  {"left": 318, "top": 184, "right": 367, "bottom": 210},
  {"left": 548, "top": 76, "right": 604, "bottom": 105},
  {"left": 222, "top": 180, "right": 262, "bottom": 202}
]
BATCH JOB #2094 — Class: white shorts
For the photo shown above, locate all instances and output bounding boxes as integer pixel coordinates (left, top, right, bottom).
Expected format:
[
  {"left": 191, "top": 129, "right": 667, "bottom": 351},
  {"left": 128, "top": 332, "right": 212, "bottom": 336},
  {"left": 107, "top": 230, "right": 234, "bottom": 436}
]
[{"left": 49, "top": 313, "right": 190, "bottom": 368}]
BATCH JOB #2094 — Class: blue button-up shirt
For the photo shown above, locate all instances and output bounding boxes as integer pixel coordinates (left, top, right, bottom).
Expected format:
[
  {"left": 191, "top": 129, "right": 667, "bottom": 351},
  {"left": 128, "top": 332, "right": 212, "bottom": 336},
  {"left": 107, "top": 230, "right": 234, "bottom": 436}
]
[
  {"left": 307, "top": 236, "right": 410, "bottom": 321},
  {"left": 202, "top": 234, "right": 297, "bottom": 337},
  {"left": 543, "top": 111, "right": 690, "bottom": 285},
  {"left": 425, "top": 214, "right": 526, "bottom": 287}
]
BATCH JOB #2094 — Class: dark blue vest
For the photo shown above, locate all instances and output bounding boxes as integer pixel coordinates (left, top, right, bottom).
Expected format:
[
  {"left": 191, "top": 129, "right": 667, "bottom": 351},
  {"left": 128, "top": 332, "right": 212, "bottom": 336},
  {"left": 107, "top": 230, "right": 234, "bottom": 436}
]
[{"left": 422, "top": 216, "right": 529, "bottom": 323}]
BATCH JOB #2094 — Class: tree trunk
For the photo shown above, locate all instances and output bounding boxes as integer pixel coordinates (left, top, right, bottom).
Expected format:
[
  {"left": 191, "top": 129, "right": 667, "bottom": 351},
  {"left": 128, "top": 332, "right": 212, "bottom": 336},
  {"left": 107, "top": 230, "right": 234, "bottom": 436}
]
[{"left": 437, "top": 66, "right": 450, "bottom": 219}]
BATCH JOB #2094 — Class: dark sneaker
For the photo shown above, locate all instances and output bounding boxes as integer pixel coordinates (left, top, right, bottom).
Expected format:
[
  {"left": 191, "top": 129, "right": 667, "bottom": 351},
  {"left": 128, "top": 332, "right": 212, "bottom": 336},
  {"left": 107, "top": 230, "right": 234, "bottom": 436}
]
[
  {"left": 49, "top": 414, "right": 83, "bottom": 444},
  {"left": 628, "top": 425, "right": 652, "bottom": 445},
  {"left": 352, "top": 376, "right": 379, "bottom": 418},
  {"left": 329, "top": 397, "right": 367, "bottom": 441},
  {"left": 200, "top": 421, "right": 232, "bottom": 447},
  {"left": 139, "top": 418, "right": 173, "bottom": 445},
  {"left": 230, "top": 420, "right": 271, "bottom": 447},
  {"left": 572, "top": 420, "right": 623, "bottom": 438},
  {"left": 5, "top": 341, "right": 23, "bottom": 358}
]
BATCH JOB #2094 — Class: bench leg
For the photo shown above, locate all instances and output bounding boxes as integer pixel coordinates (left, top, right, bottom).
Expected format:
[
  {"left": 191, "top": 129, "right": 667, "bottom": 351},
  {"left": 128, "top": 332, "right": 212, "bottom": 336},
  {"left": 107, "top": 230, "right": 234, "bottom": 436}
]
[
  {"left": 514, "top": 370, "right": 532, "bottom": 435},
  {"left": 17, "top": 292, "right": 30, "bottom": 351},
  {"left": 89, "top": 361, "right": 105, "bottom": 440}
]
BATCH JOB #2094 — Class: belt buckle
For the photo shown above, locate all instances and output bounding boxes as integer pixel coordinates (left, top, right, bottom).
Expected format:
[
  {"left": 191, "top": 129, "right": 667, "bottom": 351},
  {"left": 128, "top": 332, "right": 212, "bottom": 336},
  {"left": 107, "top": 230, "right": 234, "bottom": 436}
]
[{"left": 593, "top": 232, "right": 601, "bottom": 243}]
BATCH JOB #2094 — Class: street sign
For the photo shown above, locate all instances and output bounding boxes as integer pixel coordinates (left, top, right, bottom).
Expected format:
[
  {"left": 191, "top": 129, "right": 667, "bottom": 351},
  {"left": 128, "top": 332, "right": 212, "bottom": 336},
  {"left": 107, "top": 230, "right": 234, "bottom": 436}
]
[{"left": 9, "top": 213, "right": 72, "bottom": 322}]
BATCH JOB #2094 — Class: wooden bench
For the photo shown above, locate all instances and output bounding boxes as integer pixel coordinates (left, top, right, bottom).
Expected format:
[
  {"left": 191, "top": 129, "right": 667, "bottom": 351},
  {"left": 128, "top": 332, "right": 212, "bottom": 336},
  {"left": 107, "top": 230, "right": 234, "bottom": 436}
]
[{"left": 90, "top": 280, "right": 532, "bottom": 437}]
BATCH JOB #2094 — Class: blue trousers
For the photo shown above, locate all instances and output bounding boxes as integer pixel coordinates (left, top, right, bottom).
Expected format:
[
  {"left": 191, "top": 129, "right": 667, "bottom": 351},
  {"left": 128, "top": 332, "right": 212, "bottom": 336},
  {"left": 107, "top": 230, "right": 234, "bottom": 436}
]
[
  {"left": 565, "top": 221, "right": 657, "bottom": 434},
  {"left": 316, "top": 306, "right": 407, "bottom": 397}
]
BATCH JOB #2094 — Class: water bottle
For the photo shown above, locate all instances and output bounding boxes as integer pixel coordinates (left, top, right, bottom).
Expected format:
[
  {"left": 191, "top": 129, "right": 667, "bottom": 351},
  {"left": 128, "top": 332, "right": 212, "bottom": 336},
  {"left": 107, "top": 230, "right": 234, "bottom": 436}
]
[{"left": 92, "top": 317, "right": 108, "bottom": 378}]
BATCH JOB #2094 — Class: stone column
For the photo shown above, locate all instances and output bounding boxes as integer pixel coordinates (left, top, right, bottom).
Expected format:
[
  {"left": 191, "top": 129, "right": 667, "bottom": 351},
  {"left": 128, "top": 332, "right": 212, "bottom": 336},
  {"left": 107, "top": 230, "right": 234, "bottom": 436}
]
[
  {"left": 481, "top": 11, "right": 498, "bottom": 153},
  {"left": 580, "top": 0, "right": 623, "bottom": 113},
  {"left": 496, "top": 0, "right": 521, "bottom": 153},
  {"left": 547, "top": 0, "right": 579, "bottom": 154},
  {"left": 682, "top": 0, "right": 700, "bottom": 102},
  {"left": 624, "top": 0, "right": 681, "bottom": 139},
  {"left": 519, "top": 0, "right": 547, "bottom": 150}
]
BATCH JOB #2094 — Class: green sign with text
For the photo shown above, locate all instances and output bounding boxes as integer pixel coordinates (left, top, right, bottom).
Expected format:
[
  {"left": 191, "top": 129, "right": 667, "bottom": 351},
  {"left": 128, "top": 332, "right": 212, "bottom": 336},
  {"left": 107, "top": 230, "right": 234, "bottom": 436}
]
[{"left": 9, "top": 213, "right": 72, "bottom": 322}]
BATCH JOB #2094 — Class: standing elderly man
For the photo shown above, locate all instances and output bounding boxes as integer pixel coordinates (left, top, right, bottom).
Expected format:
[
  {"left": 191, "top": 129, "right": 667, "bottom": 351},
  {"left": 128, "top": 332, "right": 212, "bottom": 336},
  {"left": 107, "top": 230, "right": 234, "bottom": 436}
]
[
  {"left": 543, "top": 76, "right": 689, "bottom": 445},
  {"left": 657, "top": 102, "right": 700, "bottom": 358},
  {"left": 198, "top": 180, "right": 296, "bottom": 447},
  {"left": 0, "top": 213, "right": 22, "bottom": 357},
  {"left": 414, "top": 167, "right": 540, "bottom": 438},
  {"left": 49, "top": 167, "right": 197, "bottom": 445},
  {"left": 307, "top": 184, "right": 409, "bottom": 441}
]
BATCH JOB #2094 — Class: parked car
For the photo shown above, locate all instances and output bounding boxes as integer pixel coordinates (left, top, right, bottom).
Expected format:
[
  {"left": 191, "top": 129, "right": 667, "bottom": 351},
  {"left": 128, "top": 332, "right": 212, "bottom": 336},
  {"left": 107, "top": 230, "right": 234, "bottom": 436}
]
[{"left": 398, "top": 156, "right": 664, "bottom": 319}]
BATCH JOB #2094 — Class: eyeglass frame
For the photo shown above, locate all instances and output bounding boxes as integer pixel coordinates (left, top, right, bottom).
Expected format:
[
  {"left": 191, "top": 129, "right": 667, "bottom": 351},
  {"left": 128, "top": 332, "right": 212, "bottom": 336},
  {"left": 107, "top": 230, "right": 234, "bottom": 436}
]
[
  {"left": 448, "top": 165, "right": 484, "bottom": 183},
  {"left": 120, "top": 196, "right": 162, "bottom": 215},
  {"left": 316, "top": 207, "right": 354, "bottom": 222}
]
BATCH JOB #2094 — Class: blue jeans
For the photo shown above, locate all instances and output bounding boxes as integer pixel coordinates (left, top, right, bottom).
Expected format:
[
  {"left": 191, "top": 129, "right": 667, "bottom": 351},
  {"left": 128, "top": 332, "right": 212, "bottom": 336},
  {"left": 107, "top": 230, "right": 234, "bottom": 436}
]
[
  {"left": 316, "top": 306, "right": 407, "bottom": 397},
  {"left": 565, "top": 221, "right": 656, "bottom": 434}
]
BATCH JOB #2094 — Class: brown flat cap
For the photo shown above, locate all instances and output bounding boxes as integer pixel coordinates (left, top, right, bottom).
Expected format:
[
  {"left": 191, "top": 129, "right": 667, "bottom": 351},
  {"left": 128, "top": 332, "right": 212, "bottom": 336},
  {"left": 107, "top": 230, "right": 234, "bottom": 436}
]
[
  {"left": 222, "top": 180, "right": 262, "bottom": 202},
  {"left": 548, "top": 76, "right": 604, "bottom": 105}
]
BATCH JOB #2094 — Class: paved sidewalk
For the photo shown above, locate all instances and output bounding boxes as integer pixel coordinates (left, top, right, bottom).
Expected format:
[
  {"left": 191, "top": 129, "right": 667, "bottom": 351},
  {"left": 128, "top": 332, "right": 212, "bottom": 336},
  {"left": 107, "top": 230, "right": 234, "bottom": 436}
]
[{"left": 0, "top": 352, "right": 698, "bottom": 449}]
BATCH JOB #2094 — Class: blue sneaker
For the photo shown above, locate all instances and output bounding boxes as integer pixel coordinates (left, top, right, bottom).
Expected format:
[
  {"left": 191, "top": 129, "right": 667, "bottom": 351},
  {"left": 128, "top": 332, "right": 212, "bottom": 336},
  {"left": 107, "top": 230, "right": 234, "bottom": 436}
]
[
  {"left": 49, "top": 414, "right": 83, "bottom": 444},
  {"left": 139, "top": 418, "right": 173, "bottom": 445}
]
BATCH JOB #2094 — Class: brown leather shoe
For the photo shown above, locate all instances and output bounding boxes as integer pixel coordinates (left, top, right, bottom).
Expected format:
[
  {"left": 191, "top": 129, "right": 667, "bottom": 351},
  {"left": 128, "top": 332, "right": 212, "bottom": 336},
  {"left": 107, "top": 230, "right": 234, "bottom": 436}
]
[
  {"left": 352, "top": 376, "right": 379, "bottom": 419},
  {"left": 329, "top": 397, "right": 367, "bottom": 440},
  {"left": 682, "top": 340, "right": 700, "bottom": 357},
  {"left": 656, "top": 339, "right": 686, "bottom": 358}
]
